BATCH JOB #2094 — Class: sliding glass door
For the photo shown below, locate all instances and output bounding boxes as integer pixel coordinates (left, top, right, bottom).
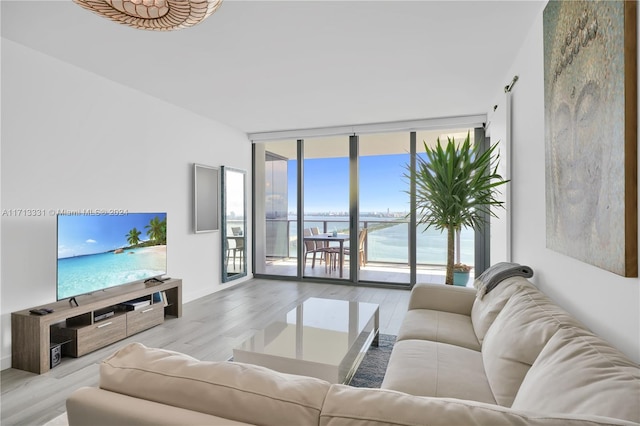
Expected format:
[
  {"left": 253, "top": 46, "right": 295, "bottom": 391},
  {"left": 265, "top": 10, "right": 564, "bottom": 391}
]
[
  {"left": 302, "top": 136, "right": 350, "bottom": 280},
  {"left": 358, "top": 132, "right": 411, "bottom": 285},
  {"left": 414, "top": 130, "right": 477, "bottom": 285},
  {"left": 254, "top": 139, "right": 298, "bottom": 277},
  {"left": 253, "top": 126, "right": 483, "bottom": 286}
]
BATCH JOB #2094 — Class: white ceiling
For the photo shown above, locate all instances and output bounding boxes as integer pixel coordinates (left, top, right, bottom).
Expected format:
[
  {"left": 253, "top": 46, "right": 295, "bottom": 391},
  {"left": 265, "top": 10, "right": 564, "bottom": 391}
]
[{"left": 1, "top": 0, "right": 545, "bottom": 134}]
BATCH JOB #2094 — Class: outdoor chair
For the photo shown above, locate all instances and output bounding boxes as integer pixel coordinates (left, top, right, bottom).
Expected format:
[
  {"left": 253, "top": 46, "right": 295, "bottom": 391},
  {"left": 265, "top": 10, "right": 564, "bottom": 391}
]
[
  {"left": 342, "top": 228, "right": 367, "bottom": 268},
  {"left": 311, "top": 226, "right": 334, "bottom": 268},
  {"left": 303, "top": 228, "right": 322, "bottom": 268}
]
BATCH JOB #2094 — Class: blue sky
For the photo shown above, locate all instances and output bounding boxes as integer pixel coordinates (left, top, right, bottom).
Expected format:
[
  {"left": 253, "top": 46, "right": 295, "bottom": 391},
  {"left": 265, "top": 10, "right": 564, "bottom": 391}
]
[
  {"left": 289, "top": 154, "right": 412, "bottom": 213},
  {"left": 57, "top": 212, "right": 166, "bottom": 258}
]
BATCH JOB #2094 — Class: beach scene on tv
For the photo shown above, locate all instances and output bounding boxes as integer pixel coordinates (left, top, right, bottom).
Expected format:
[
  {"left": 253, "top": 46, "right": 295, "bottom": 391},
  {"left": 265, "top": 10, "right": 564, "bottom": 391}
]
[{"left": 57, "top": 213, "right": 167, "bottom": 300}]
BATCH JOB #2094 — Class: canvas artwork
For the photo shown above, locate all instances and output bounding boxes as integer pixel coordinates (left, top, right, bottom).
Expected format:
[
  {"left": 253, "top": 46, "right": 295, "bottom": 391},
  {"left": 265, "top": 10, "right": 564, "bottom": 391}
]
[{"left": 543, "top": 0, "right": 637, "bottom": 277}]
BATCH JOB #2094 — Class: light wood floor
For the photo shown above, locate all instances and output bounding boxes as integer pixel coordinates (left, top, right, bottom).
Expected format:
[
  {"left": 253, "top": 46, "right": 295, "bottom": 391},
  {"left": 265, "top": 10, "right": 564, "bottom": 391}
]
[{"left": 1, "top": 278, "right": 411, "bottom": 426}]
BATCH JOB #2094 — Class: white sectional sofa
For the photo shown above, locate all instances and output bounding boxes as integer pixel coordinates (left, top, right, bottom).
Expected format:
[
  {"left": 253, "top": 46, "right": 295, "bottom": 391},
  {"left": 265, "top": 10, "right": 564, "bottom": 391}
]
[
  {"left": 67, "top": 277, "right": 640, "bottom": 426},
  {"left": 383, "top": 277, "right": 639, "bottom": 423}
]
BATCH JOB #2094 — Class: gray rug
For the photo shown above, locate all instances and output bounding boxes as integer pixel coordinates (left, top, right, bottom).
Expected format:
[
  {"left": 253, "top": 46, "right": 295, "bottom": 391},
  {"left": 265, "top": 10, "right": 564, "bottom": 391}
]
[{"left": 348, "top": 334, "right": 396, "bottom": 388}]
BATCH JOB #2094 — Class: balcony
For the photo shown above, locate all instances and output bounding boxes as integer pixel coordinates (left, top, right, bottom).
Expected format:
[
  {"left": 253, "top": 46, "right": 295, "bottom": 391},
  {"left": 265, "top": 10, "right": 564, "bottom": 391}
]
[{"left": 263, "top": 218, "right": 474, "bottom": 286}]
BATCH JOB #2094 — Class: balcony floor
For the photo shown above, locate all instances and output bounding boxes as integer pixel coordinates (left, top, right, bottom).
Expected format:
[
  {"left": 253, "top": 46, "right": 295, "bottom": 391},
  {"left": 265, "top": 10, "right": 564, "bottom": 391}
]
[{"left": 261, "top": 257, "right": 474, "bottom": 286}]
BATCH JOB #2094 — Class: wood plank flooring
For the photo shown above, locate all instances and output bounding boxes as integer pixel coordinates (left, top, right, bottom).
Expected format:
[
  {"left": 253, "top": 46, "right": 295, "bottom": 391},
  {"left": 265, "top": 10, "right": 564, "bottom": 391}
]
[{"left": 0, "top": 278, "right": 411, "bottom": 426}]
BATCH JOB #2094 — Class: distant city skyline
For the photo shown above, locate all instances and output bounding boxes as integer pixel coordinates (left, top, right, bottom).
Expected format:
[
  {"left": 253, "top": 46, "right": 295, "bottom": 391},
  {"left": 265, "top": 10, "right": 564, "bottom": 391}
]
[{"left": 292, "top": 210, "right": 408, "bottom": 217}]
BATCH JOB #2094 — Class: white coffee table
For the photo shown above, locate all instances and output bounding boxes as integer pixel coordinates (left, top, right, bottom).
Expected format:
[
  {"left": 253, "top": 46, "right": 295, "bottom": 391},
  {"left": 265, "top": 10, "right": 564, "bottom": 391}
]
[{"left": 233, "top": 297, "right": 379, "bottom": 384}]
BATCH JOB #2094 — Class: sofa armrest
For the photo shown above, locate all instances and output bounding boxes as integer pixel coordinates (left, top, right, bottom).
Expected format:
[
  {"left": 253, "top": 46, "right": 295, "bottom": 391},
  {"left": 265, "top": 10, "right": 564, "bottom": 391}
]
[
  {"left": 67, "top": 387, "right": 250, "bottom": 426},
  {"left": 408, "top": 283, "right": 476, "bottom": 315}
]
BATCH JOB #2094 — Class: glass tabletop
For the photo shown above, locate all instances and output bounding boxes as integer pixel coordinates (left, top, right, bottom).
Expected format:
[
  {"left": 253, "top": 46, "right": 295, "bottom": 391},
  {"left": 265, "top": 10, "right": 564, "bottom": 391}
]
[{"left": 235, "top": 297, "right": 378, "bottom": 365}]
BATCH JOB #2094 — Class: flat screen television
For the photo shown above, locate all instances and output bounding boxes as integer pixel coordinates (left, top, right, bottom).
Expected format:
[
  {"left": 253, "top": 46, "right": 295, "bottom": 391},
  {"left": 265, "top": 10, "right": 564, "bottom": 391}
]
[{"left": 57, "top": 212, "right": 167, "bottom": 302}]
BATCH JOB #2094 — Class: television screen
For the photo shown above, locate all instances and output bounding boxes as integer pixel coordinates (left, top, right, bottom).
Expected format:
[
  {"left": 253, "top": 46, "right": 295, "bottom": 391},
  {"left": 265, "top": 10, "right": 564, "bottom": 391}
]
[{"left": 57, "top": 212, "right": 167, "bottom": 301}]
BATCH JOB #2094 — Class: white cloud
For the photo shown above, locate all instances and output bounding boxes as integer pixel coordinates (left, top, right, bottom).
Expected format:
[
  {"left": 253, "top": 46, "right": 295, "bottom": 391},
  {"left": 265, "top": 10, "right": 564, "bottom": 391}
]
[{"left": 86, "top": 239, "right": 97, "bottom": 244}]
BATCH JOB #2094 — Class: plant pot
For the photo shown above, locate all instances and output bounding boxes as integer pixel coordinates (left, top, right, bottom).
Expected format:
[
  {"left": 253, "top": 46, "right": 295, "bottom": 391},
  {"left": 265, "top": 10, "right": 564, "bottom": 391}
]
[{"left": 453, "top": 271, "right": 470, "bottom": 286}]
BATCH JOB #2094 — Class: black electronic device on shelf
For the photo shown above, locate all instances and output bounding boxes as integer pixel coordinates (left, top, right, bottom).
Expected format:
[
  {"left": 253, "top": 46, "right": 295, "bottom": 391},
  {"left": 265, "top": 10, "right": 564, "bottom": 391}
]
[
  {"left": 93, "top": 307, "right": 115, "bottom": 322},
  {"left": 118, "top": 296, "right": 151, "bottom": 312}
]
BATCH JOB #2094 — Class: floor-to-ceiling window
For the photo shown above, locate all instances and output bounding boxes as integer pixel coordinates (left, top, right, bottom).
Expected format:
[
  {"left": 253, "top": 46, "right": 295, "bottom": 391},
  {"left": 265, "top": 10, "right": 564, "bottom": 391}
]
[
  {"left": 358, "top": 132, "right": 411, "bottom": 285},
  {"left": 415, "top": 129, "right": 476, "bottom": 285},
  {"left": 302, "top": 136, "right": 350, "bottom": 280},
  {"left": 253, "top": 122, "right": 483, "bottom": 286},
  {"left": 254, "top": 139, "right": 298, "bottom": 277}
]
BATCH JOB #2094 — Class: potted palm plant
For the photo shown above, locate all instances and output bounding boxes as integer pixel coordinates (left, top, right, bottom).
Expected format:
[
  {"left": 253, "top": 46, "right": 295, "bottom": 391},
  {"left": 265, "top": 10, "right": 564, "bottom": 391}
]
[{"left": 410, "top": 132, "right": 508, "bottom": 285}]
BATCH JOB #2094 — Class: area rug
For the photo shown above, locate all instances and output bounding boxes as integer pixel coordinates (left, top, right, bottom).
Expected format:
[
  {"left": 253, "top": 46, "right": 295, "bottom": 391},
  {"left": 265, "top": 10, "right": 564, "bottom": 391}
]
[{"left": 348, "top": 334, "right": 396, "bottom": 388}]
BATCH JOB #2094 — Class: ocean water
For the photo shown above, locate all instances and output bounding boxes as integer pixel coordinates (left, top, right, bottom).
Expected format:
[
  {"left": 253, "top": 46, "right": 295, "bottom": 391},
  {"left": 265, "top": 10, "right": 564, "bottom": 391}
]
[
  {"left": 57, "top": 246, "right": 167, "bottom": 300},
  {"left": 369, "top": 223, "right": 474, "bottom": 265},
  {"left": 294, "top": 216, "right": 474, "bottom": 266}
]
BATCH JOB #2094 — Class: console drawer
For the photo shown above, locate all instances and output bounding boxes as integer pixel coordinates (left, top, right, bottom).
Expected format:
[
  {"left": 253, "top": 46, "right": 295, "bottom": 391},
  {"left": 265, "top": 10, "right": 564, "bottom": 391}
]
[
  {"left": 126, "top": 305, "right": 164, "bottom": 335},
  {"left": 75, "top": 314, "right": 127, "bottom": 357}
]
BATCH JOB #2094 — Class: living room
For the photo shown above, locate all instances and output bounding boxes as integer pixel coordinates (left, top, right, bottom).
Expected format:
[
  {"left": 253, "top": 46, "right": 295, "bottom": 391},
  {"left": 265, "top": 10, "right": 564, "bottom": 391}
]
[{"left": 2, "top": 0, "right": 639, "bottom": 425}]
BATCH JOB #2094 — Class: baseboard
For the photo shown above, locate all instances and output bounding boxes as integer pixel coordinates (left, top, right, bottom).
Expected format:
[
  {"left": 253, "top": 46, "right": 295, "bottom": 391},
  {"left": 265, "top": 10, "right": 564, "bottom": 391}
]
[
  {"left": 1, "top": 354, "right": 12, "bottom": 371},
  {"left": 185, "top": 275, "right": 253, "bottom": 303}
]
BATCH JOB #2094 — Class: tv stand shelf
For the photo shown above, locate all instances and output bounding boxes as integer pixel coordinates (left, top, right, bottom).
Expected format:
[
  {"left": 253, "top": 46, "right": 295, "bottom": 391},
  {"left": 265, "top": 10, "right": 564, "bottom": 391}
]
[{"left": 11, "top": 278, "right": 182, "bottom": 374}]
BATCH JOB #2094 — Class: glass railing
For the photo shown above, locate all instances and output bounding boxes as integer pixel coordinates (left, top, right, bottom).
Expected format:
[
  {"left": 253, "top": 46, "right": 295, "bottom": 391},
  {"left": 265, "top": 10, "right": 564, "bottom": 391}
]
[{"left": 266, "top": 218, "right": 474, "bottom": 268}]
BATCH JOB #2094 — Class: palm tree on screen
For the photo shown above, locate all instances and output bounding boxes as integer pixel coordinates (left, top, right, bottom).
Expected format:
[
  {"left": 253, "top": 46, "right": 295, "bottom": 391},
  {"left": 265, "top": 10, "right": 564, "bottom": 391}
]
[
  {"left": 146, "top": 216, "right": 167, "bottom": 244},
  {"left": 126, "top": 228, "right": 142, "bottom": 247}
]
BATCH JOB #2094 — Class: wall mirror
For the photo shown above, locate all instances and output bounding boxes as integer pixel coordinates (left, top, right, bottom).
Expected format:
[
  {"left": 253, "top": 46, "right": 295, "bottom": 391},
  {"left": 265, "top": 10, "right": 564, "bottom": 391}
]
[
  {"left": 221, "top": 166, "right": 247, "bottom": 282},
  {"left": 194, "top": 163, "right": 219, "bottom": 233}
]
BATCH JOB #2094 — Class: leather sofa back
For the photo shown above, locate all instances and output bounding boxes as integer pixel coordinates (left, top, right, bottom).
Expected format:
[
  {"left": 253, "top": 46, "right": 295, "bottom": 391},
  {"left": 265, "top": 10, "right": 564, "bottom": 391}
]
[
  {"left": 470, "top": 276, "right": 535, "bottom": 344},
  {"left": 480, "top": 286, "right": 585, "bottom": 407},
  {"left": 512, "top": 326, "right": 640, "bottom": 423},
  {"left": 100, "top": 343, "right": 330, "bottom": 426}
]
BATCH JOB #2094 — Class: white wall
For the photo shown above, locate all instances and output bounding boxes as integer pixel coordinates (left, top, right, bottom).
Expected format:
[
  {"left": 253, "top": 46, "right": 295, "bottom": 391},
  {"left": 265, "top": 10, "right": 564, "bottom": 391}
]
[
  {"left": 491, "top": 4, "right": 640, "bottom": 362},
  {"left": 486, "top": 93, "right": 511, "bottom": 264},
  {"left": 0, "top": 40, "right": 252, "bottom": 369}
]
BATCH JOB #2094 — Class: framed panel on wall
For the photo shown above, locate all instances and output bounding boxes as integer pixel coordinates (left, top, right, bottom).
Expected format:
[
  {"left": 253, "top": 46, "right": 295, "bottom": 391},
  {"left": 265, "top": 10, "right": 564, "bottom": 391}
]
[
  {"left": 194, "top": 163, "right": 219, "bottom": 233},
  {"left": 543, "top": 0, "right": 637, "bottom": 277}
]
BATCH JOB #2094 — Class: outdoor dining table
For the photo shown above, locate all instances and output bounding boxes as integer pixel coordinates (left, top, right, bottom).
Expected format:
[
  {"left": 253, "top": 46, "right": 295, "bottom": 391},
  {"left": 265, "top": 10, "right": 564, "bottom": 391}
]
[{"left": 303, "top": 233, "right": 350, "bottom": 278}]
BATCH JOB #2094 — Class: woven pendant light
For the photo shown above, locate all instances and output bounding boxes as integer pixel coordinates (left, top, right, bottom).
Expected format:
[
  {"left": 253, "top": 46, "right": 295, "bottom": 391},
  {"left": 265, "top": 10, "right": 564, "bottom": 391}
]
[{"left": 74, "top": 0, "right": 223, "bottom": 31}]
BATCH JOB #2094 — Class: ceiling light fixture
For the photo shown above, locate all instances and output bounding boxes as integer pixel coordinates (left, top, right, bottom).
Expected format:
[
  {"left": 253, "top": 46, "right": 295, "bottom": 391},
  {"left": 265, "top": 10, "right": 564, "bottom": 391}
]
[{"left": 73, "top": 0, "right": 223, "bottom": 31}]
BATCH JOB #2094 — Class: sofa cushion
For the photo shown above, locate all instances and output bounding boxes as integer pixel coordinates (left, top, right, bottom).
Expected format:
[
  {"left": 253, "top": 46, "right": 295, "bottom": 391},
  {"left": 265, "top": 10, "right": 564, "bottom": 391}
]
[
  {"left": 100, "top": 343, "right": 331, "bottom": 426},
  {"left": 512, "top": 327, "right": 640, "bottom": 423},
  {"left": 471, "top": 276, "right": 535, "bottom": 345},
  {"left": 381, "top": 339, "right": 496, "bottom": 404},
  {"left": 397, "top": 309, "right": 480, "bottom": 351},
  {"left": 320, "top": 385, "right": 635, "bottom": 426},
  {"left": 481, "top": 286, "right": 585, "bottom": 407}
]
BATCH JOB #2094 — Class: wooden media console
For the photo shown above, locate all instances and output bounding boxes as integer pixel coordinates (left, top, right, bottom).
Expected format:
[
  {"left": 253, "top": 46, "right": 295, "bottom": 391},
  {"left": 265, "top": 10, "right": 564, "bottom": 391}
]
[{"left": 11, "top": 278, "right": 182, "bottom": 374}]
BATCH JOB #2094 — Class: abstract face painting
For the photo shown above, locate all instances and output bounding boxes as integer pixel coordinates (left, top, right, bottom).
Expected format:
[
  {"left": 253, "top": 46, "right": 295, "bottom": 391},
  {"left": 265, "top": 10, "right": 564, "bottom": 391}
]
[{"left": 543, "top": 0, "right": 636, "bottom": 276}]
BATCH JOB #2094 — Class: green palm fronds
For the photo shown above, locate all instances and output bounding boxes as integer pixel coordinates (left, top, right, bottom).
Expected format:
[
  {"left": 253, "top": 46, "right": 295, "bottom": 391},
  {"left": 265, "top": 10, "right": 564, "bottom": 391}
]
[
  {"left": 126, "top": 228, "right": 142, "bottom": 247},
  {"left": 410, "top": 131, "right": 508, "bottom": 284},
  {"left": 145, "top": 216, "right": 167, "bottom": 245}
]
